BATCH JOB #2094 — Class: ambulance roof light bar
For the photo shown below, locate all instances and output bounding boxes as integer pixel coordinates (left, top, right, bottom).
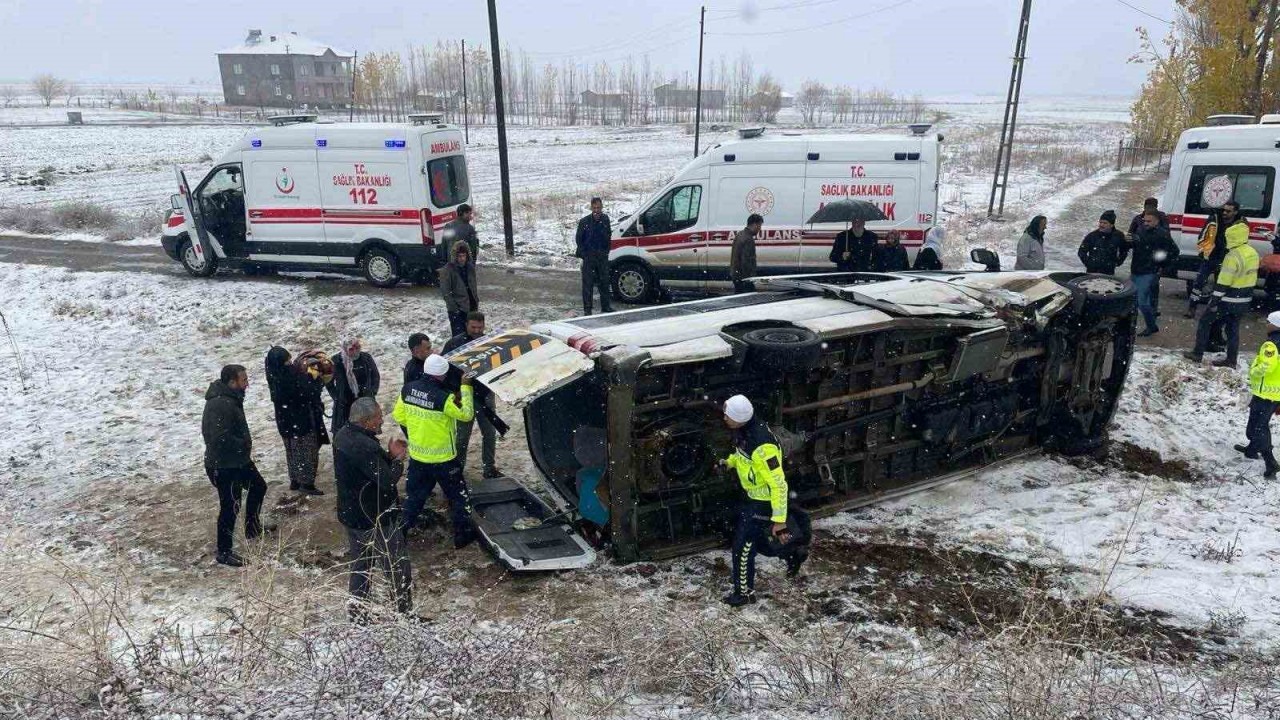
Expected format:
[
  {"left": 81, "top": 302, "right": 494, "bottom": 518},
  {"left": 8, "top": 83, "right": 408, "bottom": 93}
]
[
  {"left": 737, "top": 126, "right": 766, "bottom": 139},
  {"left": 267, "top": 114, "right": 319, "bottom": 126},
  {"left": 908, "top": 123, "right": 933, "bottom": 136},
  {"left": 409, "top": 113, "right": 446, "bottom": 126}
]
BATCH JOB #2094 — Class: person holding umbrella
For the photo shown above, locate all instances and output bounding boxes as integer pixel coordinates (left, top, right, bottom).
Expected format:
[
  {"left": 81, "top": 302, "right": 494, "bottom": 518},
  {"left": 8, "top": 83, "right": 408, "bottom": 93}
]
[{"left": 813, "top": 199, "right": 886, "bottom": 272}]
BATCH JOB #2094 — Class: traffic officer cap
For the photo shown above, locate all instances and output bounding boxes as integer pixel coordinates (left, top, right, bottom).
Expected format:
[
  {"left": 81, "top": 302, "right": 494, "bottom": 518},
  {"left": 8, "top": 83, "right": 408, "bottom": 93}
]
[
  {"left": 724, "top": 394, "right": 754, "bottom": 423},
  {"left": 424, "top": 354, "right": 450, "bottom": 377},
  {"left": 1269, "top": 311, "right": 1280, "bottom": 328}
]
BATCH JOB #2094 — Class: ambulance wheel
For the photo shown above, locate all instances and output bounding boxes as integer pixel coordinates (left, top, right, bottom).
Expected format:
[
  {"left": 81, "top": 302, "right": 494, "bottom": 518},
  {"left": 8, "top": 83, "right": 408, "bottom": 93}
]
[
  {"left": 179, "top": 238, "right": 217, "bottom": 277},
  {"left": 361, "top": 248, "right": 401, "bottom": 288},
  {"left": 612, "top": 260, "right": 657, "bottom": 304}
]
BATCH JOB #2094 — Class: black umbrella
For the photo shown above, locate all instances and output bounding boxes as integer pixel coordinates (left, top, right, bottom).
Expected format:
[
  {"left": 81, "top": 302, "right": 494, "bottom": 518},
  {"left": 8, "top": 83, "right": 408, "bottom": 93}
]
[{"left": 806, "top": 199, "right": 886, "bottom": 224}]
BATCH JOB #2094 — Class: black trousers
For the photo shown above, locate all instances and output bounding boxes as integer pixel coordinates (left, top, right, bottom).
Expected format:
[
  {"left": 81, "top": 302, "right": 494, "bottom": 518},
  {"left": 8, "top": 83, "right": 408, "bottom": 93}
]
[
  {"left": 730, "top": 500, "right": 774, "bottom": 595},
  {"left": 347, "top": 522, "right": 413, "bottom": 613},
  {"left": 210, "top": 464, "right": 267, "bottom": 554},
  {"left": 1247, "top": 396, "right": 1277, "bottom": 454},
  {"left": 401, "top": 458, "right": 474, "bottom": 542},
  {"left": 448, "top": 311, "right": 467, "bottom": 338},
  {"left": 1193, "top": 302, "right": 1245, "bottom": 362},
  {"left": 581, "top": 252, "right": 613, "bottom": 314},
  {"left": 732, "top": 279, "right": 755, "bottom": 293}
]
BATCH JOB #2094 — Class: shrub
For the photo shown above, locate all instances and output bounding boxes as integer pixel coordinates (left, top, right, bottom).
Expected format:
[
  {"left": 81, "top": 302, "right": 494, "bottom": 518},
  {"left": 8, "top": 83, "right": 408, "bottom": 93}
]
[{"left": 50, "top": 201, "right": 119, "bottom": 232}]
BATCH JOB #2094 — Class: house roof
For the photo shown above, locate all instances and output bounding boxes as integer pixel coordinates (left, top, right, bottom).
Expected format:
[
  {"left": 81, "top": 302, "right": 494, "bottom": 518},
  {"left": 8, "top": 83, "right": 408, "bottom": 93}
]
[{"left": 219, "top": 31, "right": 352, "bottom": 57}]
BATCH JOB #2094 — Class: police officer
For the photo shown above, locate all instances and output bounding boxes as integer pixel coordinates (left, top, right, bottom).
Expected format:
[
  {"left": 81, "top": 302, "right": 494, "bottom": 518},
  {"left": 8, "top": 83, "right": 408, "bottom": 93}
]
[
  {"left": 720, "top": 395, "right": 789, "bottom": 607},
  {"left": 393, "top": 354, "right": 478, "bottom": 548},
  {"left": 1185, "top": 220, "right": 1258, "bottom": 368},
  {"left": 1237, "top": 311, "right": 1280, "bottom": 478}
]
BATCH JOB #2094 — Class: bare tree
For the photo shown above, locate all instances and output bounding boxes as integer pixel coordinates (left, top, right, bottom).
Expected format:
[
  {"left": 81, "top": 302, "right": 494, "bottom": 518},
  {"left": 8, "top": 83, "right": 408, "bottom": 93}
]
[
  {"left": 0, "top": 85, "right": 16, "bottom": 108},
  {"left": 795, "top": 80, "right": 829, "bottom": 125},
  {"left": 63, "top": 81, "right": 78, "bottom": 107},
  {"left": 32, "top": 74, "right": 66, "bottom": 107},
  {"left": 748, "top": 73, "right": 781, "bottom": 122}
]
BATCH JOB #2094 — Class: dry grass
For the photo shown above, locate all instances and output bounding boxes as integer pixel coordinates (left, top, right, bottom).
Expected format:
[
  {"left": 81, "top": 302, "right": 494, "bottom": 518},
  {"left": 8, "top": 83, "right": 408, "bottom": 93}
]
[{"left": 0, "top": 202, "right": 161, "bottom": 242}]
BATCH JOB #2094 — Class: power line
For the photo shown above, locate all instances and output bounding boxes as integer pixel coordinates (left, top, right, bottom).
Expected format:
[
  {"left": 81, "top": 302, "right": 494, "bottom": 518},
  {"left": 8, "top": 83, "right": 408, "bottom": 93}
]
[
  {"left": 521, "top": 17, "right": 688, "bottom": 59},
  {"left": 1112, "top": 0, "right": 1172, "bottom": 25},
  {"left": 708, "top": 0, "right": 848, "bottom": 16},
  {"left": 707, "top": 0, "right": 913, "bottom": 37}
]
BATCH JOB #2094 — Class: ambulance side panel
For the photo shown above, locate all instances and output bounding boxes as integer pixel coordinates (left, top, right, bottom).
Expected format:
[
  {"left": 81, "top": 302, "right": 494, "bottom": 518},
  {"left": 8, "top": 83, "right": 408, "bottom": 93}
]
[
  {"left": 706, "top": 157, "right": 806, "bottom": 278},
  {"left": 619, "top": 168, "right": 710, "bottom": 290},
  {"left": 242, "top": 136, "right": 328, "bottom": 265},
  {"left": 315, "top": 129, "right": 421, "bottom": 268}
]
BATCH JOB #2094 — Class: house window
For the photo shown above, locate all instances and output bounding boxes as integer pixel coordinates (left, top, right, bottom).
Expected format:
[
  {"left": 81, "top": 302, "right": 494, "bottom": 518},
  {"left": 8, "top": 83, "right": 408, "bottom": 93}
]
[
  {"left": 270, "top": 64, "right": 281, "bottom": 76},
  {"left": 236, "top": 85, "right": 245, "bottom": 96},
  {"left": 274, "top": 85, "right": 282, "bottom": 97},
  {"left": 299, "top": 65, "right": 309, "bottom": 76},
  {"left": 303, "top": 86, "right": 310, "bottom": 97},
  {"left": 233, "top": 63, "right": 243, "bottom": 75}
]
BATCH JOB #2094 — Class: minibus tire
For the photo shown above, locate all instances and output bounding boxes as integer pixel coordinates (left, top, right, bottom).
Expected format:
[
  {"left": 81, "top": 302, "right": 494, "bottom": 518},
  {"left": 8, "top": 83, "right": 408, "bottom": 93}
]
[
  {"left": 361, "top": 247, "right": 401, "bottom": 288},
  {"left": 179, "top": 238, "right": 218, "bottom": 277}
]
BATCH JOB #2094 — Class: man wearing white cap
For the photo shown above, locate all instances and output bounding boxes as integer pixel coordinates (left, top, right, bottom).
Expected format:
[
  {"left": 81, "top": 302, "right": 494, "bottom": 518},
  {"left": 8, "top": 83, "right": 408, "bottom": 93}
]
[
  {"left": 720, "top": 394, "right": 791, "bottom": 606},
  {"left": 1237, "top": 311, "right": 1280, "bottom": 478},
  {"left": 393, "top": 353, "right": 478, "bottom": 547}
]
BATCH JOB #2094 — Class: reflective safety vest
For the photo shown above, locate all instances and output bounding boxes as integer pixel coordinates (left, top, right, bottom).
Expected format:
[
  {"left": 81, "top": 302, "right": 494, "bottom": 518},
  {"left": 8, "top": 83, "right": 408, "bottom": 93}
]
[
  {"left": 1214, "top": 223, "right": 1259, "bottom": 304},
  {"left": 726, "top": 419, "right": 788, "bottom": 523},
  {"left": 1250, "top": 338, "right": 1280, "bottom": 401},
  {"left": 392, "top": 378, "right": 474, "bottom": 463}
]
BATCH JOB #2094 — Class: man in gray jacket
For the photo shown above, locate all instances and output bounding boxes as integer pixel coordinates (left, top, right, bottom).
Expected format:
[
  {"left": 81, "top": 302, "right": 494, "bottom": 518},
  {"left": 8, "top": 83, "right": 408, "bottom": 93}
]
[
  {"left": 442, "top": 203, "right": 479, "bottom": 262},
  {"left": 1015, "top": 215, "right": 1048, "bottom": 270},
  {"left": 440, "top": 240, "right": 478, "bottom": 337},
  {"left": 730, "top": 214, "right": 763, "bottom": 293}
]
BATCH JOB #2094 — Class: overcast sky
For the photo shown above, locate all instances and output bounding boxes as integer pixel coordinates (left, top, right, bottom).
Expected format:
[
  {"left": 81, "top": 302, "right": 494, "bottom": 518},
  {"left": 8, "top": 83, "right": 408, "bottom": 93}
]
[{"left": 0, "top": 0, "right": 1174, "bottom": 97}]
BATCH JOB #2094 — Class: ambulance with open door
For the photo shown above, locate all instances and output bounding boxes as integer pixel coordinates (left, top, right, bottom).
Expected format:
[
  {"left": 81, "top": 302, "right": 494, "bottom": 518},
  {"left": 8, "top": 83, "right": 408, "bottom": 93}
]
[
  {"left": 608, "top": 125, "right": 941, "bottom": 304},
  {"left": 1162, "top": 115, "right": 1280, "bottom": 287},
  {"left": 163, "top": 114, "right": 468, "bottom": 287}
]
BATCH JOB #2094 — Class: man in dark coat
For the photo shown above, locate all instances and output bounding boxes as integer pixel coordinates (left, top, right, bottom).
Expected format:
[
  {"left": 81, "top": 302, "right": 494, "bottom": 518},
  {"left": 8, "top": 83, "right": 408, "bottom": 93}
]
[
  {"left": 403, "top": 333, "right": 432, "bottom": 386},
  {"left": 1129, "top": 198, "right": 1169, "bottom": 314},
  {"left": 872, "top": 231, "right": 909, "bottom": 272},
  {"left": 440, "top": 241, "right": 479, "bottom": 337},
  {"left": 1077, "top": 210, "right": 1129, "bottom": 275},
  {"left": 829, "top": 219, "right": 878, "bottom": 272},
  {"left": 327, "top": 338, "right": 380, "bottom": 434},
  {"left": 576, "top": 197, "right": 614, "bottom": 315},
  {"left": 442, "top": 203, "right": 479, "bottom": 262},
  {"left": 1129, "top": 210, "right": 1180, "bottom": 336},
  {"left": 730, "top": 214, "right": 763, "bottom": 293},
  {"left": 334, "top": 397, "right": 413, "bottom": 619},
  {"left": 202, "top": 364, "right": 270, "bottom": 567},
  {"left": 444, "top": 311, "right": 505, "bottom": 478}
]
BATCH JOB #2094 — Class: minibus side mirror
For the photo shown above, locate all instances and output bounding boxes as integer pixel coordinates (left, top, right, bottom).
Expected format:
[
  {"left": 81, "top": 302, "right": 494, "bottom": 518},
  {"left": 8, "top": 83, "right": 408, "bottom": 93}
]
[{"left": 970, "top": 248, "right": 1001, "bottom": 272}]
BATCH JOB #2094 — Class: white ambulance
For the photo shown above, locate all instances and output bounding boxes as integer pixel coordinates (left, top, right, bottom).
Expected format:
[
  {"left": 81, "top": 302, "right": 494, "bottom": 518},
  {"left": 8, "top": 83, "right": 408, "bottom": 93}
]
[
  {"left": 1162, "top": 116, "right": 1280, "bottom": 283},
  {"left": 608, "top": 126, "right": 941, "bottom": 303},
  {"left": 162, "top": 114, "right": 469, "bottom": 287}
]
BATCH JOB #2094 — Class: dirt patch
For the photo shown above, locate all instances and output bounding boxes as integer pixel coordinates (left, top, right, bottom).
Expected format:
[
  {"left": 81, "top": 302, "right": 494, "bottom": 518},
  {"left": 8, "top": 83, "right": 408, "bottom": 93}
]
[
  {"left": 804, "top": 533, "right": 1233, "bottom": 663},
  {"left": 1063, "top": 440, "right": 1206, "bottom": 483}
]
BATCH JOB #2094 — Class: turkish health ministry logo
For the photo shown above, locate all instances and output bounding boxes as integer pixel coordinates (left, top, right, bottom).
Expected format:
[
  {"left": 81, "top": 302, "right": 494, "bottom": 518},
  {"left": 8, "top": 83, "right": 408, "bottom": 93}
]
[
  {"left": 746, "top": 186, "right": 775, "bottom": 215},
  {"left": 275, "top": 167, "right": 296, "bottom": 194}
]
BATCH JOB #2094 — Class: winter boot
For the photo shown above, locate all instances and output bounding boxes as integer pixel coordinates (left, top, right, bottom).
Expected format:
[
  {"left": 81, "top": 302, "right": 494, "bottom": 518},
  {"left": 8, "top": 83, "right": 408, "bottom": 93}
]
[
  {"left": 1212, "top": 358, "right": 1237, "bottom": 369},
  {"left": 721, "top": 591, "right": 757, "bottom": 608},
  {"left": 482, "top": 466, "right": 504, "bottom": 479},
  {"left": 216, "top": 551, "right": 246, "bottom": 568},
  {"left": 785, "top": 546, "right": 809, "bottom": 579},
  {"left": 1265, "top": 452, "right": 1279, "bottom": 479},
  {"left": 299, "top": 485, "right": 325, "bottom": 496},
  {"left": 1182, "top": 351, "right": 1203, "bottom": 363},
  {"left": 1235, "top": 443, "right": 1260, "bottom": 459}
]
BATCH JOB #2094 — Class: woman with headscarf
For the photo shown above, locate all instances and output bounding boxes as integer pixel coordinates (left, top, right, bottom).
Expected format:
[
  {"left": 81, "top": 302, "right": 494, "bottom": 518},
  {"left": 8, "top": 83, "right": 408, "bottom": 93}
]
[
  {"left": 1015, "top": 215, "right": 1048, "bottom": 270},
  {"left": 913, "top": 226, "right": 945, "bottom": 270},
  {"left": 266, "top": 347, "right": 331, "bottom": 495},
  {"left": 326, "top": 338, "right": 380, "bottom": 435}
]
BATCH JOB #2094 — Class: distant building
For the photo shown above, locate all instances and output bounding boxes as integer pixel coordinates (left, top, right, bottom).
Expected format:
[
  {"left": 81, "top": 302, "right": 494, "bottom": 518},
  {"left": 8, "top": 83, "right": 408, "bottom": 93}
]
[
  {"left": 416, "top": 89, "right": 460, "bottom": 112},
  {"left": 579, "top": 90, "right": 630, "bottom": 109},
  {"left": 653, "top": 82, "right": 725, "bottom": 110},
  {"left": 218, "top": 30, "right": 353, "bottom": 109}
]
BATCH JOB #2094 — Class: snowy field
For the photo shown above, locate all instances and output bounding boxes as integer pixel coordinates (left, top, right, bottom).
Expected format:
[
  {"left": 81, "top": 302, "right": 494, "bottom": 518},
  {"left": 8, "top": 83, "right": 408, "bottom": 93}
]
[{"left": 0, "top": 95, "right": 1129, "bottom": 268}]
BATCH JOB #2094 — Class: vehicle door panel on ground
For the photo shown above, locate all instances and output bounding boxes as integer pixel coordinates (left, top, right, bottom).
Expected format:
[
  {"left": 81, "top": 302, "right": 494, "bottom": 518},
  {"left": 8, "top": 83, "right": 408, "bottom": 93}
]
[
  {"left": 709, "top": 164, "right": 806, "bottom": 277},
  {"left": 243, "top": 147, "right": 324, "bottom": 265},
  {"left": 193, "top": 164, "right": 247, "bottom": 258},
  {"left": 801, "top": 157, "right": 920, "bottom": 270}
]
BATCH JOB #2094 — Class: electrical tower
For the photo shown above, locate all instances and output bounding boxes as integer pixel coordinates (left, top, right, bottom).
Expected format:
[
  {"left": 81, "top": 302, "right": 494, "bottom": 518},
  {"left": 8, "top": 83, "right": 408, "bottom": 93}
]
[{"left": 988, "top": 0, "right": 1032, "bottom": 219}]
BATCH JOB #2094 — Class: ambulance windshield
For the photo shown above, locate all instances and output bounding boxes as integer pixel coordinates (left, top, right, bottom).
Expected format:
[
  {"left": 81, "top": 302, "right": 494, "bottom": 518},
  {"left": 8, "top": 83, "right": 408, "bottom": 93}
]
[{"left": 428, "top": 155, "right": 469, "bottom": 208}]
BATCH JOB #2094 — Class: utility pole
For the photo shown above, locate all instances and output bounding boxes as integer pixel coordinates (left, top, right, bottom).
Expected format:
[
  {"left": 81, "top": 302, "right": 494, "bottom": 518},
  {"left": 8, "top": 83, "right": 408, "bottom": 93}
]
[
  {"left": 468, "top": 38, "right": 473, "bottom": 144},
  {"left": 694, "top": 5, "right": 706, "bottom": 157},
  {"left": 987, "top": 0, "right": 1032, "bottom": 219},
  {"left": 349, "top": 50, "right": 357, "bottom": 122},
  {"left": 487, "top": 0, "right": 515, "bottom": 257}
]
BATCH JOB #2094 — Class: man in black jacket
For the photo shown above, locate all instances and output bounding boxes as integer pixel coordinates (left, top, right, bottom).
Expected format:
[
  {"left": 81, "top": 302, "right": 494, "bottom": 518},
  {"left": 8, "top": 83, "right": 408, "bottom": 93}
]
[
  {"left": 334, "top": 397, "right": 412, "bottom": 618},
  {"left": 1129, "top": 198, "right": 1169, "bottom": 314},
  {"left": 872, "top": 231, "right": 909, "bottom": 272},
  {"left": 829, "top": 219, "right": 878, "bottom": 272},
  {"left": 1129, "top": 210, "right": 1180, "bottom": 336},
  {"left": 576, "top": 197, "right": 613, "bottom": 315},
  {"left": 444, "top": 311, "right": 506, "bottom": 478},
  {"left": 403, "top": 333, "right": 432, "bottom": 386},
  {"left": 1078, "top": 210, "right": 1129, "bottom": 275},
  {"left": 202, "top": 364, "right": 269, "bottom": 567}
]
